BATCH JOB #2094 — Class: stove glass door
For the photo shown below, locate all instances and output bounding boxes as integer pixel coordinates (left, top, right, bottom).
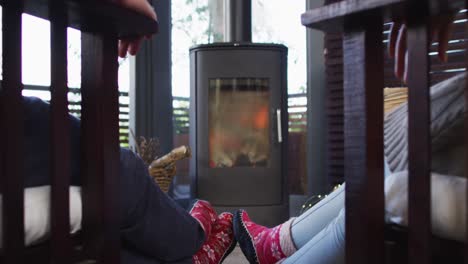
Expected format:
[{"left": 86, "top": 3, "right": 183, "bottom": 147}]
[{"left": 208, "top": 78, "right": 270, "bottom": 168}]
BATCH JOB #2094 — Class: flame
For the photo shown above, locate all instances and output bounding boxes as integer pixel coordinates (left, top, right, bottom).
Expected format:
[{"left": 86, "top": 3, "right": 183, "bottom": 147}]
[{"left": 254, "top": 106, "right": 268, "bottom": 129}]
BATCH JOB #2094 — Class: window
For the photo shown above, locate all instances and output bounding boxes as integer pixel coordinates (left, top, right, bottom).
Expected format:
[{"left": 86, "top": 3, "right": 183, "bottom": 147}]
[
  {"left": 172, "top": 0, "right": 224, "bottom": 98},
  {"left": 0, "top": 8, "right": 131, "bottom": 146},
  {"left": 252, "top": 0, "right": 308, "bottom": 194},
  {"left": 171, "top": 0, "right": 308, "bottom": 134},
  {"left": 253, "top": 0, "right": 306, "bottom": 96},
  {"left": 171, "top": 0, "right": 225, "bottom": 190}
]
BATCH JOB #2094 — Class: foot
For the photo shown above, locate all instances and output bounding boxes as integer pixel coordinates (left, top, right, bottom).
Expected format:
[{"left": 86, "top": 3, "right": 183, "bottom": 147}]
[
  {"left": 189, "top": 199, "right": 217, "bottom": 240},
  {"left": 233, "top": 210, "right": 296, "bottom": 264},
  {"left": 193, "top": 212, "right": 237, "bottom": 264}
]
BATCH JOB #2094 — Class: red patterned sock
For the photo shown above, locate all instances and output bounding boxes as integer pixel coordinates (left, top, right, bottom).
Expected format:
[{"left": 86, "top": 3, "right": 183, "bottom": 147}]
[
  {"left": 193, "top": 212, "right": 237, "bottom": 264},
  {"left": 233, "top": 209, "right": 296, "bottom": 264},
  {"left": 189, "top": 199, "right": 217, "bottom": 240}
]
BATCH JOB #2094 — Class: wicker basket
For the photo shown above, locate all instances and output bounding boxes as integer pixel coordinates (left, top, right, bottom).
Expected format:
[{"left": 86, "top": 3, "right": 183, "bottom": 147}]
[
  {"left": 149, "top": 165, "right": 176, "bottom": 193},
  {"left": 131, "top": 133, "right": 191, "bottom": 193},
  {"left": 148, "top": 146, "right": 191, "bottom": 193}
]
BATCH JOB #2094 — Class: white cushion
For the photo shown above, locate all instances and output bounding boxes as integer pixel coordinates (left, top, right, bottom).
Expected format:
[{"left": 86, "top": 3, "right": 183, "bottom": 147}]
[
  {"left": 385, "top": 171, "right": 466, "bottom": 241},
  {"left": 0, "top": 186, "right": 82, "bottom": 247}
]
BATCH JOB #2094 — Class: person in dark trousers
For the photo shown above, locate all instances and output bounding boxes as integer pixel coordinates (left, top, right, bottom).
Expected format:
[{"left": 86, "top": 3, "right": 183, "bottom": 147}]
[
  {"left": 24, "top": 96, "right": 237, "bottom": 264},
  {"left": 22, "top": 0, "right": 237, "bottom": 263}
]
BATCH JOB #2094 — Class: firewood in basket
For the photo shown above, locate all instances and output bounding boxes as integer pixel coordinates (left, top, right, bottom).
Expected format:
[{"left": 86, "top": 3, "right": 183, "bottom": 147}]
[{"left": 149, "top": 145, "right": 191, "bottom": 169}]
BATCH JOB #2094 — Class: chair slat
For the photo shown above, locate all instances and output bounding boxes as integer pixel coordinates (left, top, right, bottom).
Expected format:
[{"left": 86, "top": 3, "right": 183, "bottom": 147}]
[
  {"left": 80, "top": 33, "right": 105, "bottom": 261},
  {"left": 343, "top": 12, "right": 385, "bottom": 264},
  {"left": 406, "top": 2, "right": 431, "bottom": 263},
  {"left": 81, "top": 32, "right": 120, "bottom": 263},
  {"left": 49, "top": 0, "right": 71, "bottom": 262},
  {"left": 1, "top": 2, "right": 25, "bottom": 263},
  {"left": 100, "top": 32, "right": 120, "bottom": 264}
]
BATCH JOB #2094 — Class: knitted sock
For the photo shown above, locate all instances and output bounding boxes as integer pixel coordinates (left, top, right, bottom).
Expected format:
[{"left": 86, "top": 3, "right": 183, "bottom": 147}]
[
  {"left": 234, "top": 209, "right": 297, "bottom": 264},
  {"left": 193, "top": 212, "right": 237, "bottom": 264},
  {"left": 189, "top": 199, "right": 217, "bottom": 240}
]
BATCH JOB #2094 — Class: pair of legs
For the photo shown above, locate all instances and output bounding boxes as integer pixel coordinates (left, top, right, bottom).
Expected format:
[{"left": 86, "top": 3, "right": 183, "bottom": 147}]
[
  {"left": 285, "top": 185, "right": 345, "bottom": 263},
  {"left": 234, "top": 183, "right": 346, "bottom": 264},
  {"left": 119, "top": 140, "right": 348, "bottom": 264},
  {"left": 234, "top": 160, "right": 393, "bottom": 264},
  {"left": 99, "top": 148, "right": 207, "bottom": 264},
  {"left": 120, "top": 148, "right": 347, "bottom": 264},
  {"left": 283, "top": 160, "right": 393, "bottom": 263},
  {"left": 117, "top": 148, "right": 236, "bottom": 264}
]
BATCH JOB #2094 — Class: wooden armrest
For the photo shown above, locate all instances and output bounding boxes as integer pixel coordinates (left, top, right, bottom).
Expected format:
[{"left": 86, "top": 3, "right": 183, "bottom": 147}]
[
  {"left": 301, "top": 0, "right": 461, "bottom": 33},
  {"left": 20, "top": 0, "right": 158, "bottom": 37}
]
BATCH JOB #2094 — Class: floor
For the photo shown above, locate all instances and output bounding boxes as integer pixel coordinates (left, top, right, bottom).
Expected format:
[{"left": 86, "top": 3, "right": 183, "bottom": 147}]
[{"left": 223, "top": 246, "right": 248, "bottom": 264}]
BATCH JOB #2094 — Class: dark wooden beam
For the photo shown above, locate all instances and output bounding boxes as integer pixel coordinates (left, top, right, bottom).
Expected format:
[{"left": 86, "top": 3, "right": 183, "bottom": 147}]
[
  {"left": 133, "top": 0, "right": 174, "bottom": 155},
  {"left": 406, "top": 1, "right": 431, "bottom": 263},
  {"left": 81, "top": 32, "right": 120, "bottom": 263},
  {"left": 1, "top": 1, "right": 25, "bottom": 263},
  {"left": 49, "top": 0, "right": 71, "bottom": 262},
  {"left": 10, "top": 0, "right": 159, "bottom": 38},
  {"left": 306, "top": 0, "right": 329, "bottom": 195},
  {"left": 343, "top": 12, "right": 385, "bottom": 264},
  {"left": 302, "top": 0, "right": 402, "bottom": 32},
  {"left": 100, "top": 32, "right": 121, "bottom": 264},
  {"left": 301, "top": 0, "right": 461, "bottom": 33}
]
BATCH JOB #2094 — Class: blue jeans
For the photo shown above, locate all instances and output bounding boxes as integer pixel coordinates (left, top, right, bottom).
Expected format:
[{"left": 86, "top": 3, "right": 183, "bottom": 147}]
[
  {"left": 284, "top": 159, "right": 392, "bottom": 263},
  {"left": 286, "top": 187, "right": 345, "bottom": 264}
]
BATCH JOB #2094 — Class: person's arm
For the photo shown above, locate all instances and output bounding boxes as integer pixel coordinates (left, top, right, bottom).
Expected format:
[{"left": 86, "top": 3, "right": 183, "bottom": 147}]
[
  {"left": 388, "top": 12, "right": 457, "bottom": 82},
  {"left": 113, "top": 0, "right": 158, "bottom": 58}
]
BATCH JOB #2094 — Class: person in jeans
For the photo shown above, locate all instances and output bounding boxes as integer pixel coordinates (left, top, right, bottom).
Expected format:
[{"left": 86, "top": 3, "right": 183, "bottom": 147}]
[
  {"left": 233, "top": 10, "right": 466, "bottom": 264},
  {"left": 234, "top": 72, "right": 467, "bottom": 264}
]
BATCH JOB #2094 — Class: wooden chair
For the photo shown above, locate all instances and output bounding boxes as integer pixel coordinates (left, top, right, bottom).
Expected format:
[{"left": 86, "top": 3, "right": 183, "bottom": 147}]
[
  {"left": 0, "top": 0, "right": 157, "bottom": 263},
  {"left": 302, "top": 0, "right": 466, "bottom": 263}
]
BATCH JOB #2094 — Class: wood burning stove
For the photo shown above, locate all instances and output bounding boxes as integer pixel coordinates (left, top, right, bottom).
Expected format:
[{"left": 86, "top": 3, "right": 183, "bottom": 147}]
[{"left": 189, "top": 0, "right": 288, "bottom": 226}]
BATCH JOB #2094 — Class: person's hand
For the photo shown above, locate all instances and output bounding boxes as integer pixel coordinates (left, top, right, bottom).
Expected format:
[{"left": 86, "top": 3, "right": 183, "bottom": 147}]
[
  {"left": 388, "top": 13, "right": 455, "bottom": 82},
  {"left": 118, "top": 36, "right": 147, "bottom": 58},
  {"left": 115, "top": 0, "right": 158, "bottom": 58}
]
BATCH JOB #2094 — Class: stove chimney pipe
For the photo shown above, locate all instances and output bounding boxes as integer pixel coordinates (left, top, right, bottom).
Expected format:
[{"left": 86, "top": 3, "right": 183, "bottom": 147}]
[{"left": 224, "top": 0, "right": 252, "bottom": 43}]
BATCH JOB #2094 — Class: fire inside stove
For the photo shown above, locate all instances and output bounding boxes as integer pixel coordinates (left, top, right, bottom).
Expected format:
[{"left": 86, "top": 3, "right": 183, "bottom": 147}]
[{"left": 208, "top": 78, "right": 270, "bottom": 168}]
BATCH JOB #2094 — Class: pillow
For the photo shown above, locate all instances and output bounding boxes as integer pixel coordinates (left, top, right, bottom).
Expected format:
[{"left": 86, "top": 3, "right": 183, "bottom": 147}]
[
  {"left": 0, "top": 186, "right": 82, "bottom": 247},
  {"left": 385, "top": 171, "right": 466, "bottom": 241},
  {"left": 384, "top": 73, "right": 466, "bottom": 176}
]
